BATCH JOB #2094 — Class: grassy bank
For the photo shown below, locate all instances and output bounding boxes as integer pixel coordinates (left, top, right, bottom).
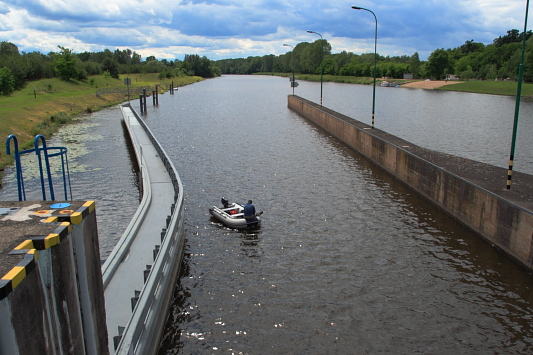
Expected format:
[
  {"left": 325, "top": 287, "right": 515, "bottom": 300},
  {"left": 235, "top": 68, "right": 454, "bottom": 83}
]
[
  {"left": 437, "top": 80, "right": 533, "bottom": 96},
  {"left": 257, "top": 72, "right": 409, "bottom": 85},
  {"left": 0, "top": 73, "right": 203, "bottom": 180},
  {"left": 258, "top": 72, "right": 533, "bottom": 96}
]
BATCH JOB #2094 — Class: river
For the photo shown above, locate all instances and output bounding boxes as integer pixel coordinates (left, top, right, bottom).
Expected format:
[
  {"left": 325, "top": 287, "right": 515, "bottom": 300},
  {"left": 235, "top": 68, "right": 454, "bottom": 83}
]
[{"left": 1, "top": 75, "right": 533, "bottom": 353}]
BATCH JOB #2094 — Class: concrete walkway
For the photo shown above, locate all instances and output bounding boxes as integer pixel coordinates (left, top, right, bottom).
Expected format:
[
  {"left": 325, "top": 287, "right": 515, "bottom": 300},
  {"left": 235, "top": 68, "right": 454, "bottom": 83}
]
[{"left": 102, "top": 106, "right": 177, "bottom": 354}]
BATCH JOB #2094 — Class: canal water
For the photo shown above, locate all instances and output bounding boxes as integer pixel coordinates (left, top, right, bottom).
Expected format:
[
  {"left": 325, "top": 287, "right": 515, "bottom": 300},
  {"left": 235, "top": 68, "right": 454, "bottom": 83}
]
[
  {"left": 1, "top": 75, "right": 533, "bottom": 353},
  {"left": 147, "top": 76, "right": 533, "bottom": 354}
]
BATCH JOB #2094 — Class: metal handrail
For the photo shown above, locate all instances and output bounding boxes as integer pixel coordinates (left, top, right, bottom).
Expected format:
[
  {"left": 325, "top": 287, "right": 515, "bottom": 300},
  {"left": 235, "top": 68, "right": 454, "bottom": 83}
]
[
  {"left": 5, "top": 135, "right": 25, "bottom": 201},
  {"left": 5, "top": 134, "right": 72, "bottom": 201}
]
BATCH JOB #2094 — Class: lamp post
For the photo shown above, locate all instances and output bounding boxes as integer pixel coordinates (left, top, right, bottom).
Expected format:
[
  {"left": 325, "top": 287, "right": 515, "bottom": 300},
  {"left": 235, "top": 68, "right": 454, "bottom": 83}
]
[
  {"left": 307, "top": 30, "right": 324, "bottom": 106},
  {"left": 283, "top": 44, "right": 295, "bottom": 95},
  {"left": 352, "top": 6, "right": 377, "bottom": 129},
  {"left": 506, "top": 0, "right": 530, "bottom": 190}
]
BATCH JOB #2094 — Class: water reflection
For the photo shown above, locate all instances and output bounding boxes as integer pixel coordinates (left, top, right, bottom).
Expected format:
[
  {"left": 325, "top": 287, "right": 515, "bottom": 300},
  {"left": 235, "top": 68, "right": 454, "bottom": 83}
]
[
  {"left": 2, "top": 76, "right": 532, "bottom": 353},
  {"left": 153, "top": 76, "right": 533, "bottom": 354}
]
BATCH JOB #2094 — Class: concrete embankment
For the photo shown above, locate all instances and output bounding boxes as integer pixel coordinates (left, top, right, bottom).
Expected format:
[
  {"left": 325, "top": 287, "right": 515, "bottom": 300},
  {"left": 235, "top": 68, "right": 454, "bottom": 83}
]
[
  {"left": 288, "top": 95, "right": 533, "bottom": 271},
  {"left": 0, "top": 201, "right": 108, "bottom": 355}
]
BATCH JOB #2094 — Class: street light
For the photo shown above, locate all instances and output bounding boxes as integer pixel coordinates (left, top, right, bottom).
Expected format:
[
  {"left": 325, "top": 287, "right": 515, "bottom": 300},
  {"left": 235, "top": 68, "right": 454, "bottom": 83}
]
[
  {"left": 506, "top": 0, "right": 530, "bottom": 190},
  {"left": 307, "top": 30, "right": 324, "bottom": 106},
  {"left": 352, "top": 6, "right": 377, "bottom": 129},
  {"left": 283, "top": 44, "right": 295, "bottom": 95}
]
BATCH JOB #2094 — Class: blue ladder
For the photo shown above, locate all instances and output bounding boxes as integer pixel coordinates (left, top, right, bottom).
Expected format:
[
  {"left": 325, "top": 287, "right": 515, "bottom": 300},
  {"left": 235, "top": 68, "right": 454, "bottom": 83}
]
[{"left": 6, "top": 134, "right": 72, "bottom": 201}]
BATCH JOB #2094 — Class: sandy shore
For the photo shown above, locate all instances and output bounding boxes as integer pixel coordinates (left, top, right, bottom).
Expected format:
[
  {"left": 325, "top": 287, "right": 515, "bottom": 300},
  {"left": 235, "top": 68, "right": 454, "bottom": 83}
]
[{"left": 400, "top": 80, "right": 460, "bottom": 89}]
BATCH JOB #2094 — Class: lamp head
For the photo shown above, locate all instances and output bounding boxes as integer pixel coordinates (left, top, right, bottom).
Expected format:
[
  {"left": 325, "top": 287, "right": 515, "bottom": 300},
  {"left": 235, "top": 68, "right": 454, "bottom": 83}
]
[{"left": 352, "top": 6, "right": 362, "bottom": 10}]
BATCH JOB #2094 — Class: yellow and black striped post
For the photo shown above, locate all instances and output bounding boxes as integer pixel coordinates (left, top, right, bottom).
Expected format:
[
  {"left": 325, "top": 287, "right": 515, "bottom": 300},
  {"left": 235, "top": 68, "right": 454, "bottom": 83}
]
[{"left": 507, "top": 158, "right": 514, "bottom": 189}]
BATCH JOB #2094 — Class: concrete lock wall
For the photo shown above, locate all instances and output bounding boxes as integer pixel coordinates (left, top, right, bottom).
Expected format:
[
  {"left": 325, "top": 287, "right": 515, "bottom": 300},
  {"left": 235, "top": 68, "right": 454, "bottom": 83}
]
[
  {"left": 288, "top": 95, "right": 533, "bottom": 271},
  {"left": 0, "top": 201, "right": 108, "bottom": 355}
]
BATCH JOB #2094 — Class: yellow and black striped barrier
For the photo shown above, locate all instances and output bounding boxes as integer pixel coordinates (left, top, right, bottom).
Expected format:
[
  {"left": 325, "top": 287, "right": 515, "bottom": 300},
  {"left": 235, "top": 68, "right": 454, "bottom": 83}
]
[{"left": 0, "top": 200, "right": 95, "bottom": 300}]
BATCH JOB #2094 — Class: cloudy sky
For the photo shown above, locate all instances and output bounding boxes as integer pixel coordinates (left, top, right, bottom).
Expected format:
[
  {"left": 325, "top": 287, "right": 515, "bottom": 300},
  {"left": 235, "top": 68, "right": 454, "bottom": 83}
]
[{"left": 0, "top": 0, "right": 530, "bottom": 61}]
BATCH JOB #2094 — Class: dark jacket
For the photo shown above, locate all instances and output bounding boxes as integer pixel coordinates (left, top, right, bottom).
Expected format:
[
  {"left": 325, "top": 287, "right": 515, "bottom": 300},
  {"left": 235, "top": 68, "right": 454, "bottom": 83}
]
[{"left": 243, "top": 202, "right": 256, "bottom": 219}]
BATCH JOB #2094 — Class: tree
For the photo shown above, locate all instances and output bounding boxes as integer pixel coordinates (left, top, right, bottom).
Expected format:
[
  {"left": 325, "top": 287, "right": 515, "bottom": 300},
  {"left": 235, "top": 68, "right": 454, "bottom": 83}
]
[
  {"left": 460, "top": 40, "right": 485, "bottom": 55},
  {"left": 54, "top": 46, "right": 78, "bottom": 80},
  {"left": 103, "top": 57, "right": 120, "bottom": 78},
  {"left": 427, "top": 48, "right": 450, "bottom": 79},
  {"left": 409, "top": 52, "right": 421, "bottom": 77},
  {"left": 183, "top": 54, "right": 218, "bottom": 77},
  {"left": 0, "top": 67, "right": 15, "bottom": 95},
  {"left": 310, "top": 39, "right": 331, "bottom": 75},
  {"left": 322, "top": 57, "right": 336, "bottom": 75},
  {"left": 0, "top": 41, "right": 20, "bottom": 57},
  {"left": 494, "top": 29, "right": 521, "bottom": 47}
]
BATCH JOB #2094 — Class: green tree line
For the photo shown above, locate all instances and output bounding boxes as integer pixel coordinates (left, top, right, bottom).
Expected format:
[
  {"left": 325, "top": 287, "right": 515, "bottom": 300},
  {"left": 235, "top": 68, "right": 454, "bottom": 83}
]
[
  {"left": 214, "top": 29, "right": 533, "bottom": 82},
  {"left": 0, "top": 41, "right": 220, "bottom": 95},
  {"left": 2, "top": 28, "right": 532, "bottom": 96}
]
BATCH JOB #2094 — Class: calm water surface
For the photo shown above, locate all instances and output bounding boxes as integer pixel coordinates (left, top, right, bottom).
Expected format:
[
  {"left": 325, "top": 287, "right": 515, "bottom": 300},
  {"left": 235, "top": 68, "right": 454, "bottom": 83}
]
[
  {"left": 2, "top": 76, "right": 533, "bottom": 353},
  {"left": 146, "top": 76, "right": 533, "bottom": 354}
]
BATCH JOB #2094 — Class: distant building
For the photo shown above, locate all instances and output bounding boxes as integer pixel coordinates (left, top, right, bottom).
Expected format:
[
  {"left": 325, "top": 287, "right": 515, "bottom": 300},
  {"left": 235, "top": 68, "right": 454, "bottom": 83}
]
[
  {"left": 446, "top": 74, "right": 459, "bottom": 81},
  {"left": 403, "top": 73, "right": 414, "bottom": 80}
]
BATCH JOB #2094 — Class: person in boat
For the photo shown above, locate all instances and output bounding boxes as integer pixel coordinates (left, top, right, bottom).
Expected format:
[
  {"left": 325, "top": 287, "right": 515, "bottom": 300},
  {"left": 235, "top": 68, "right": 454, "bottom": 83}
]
[{"left": 243, "top": 200, "right": 260, "bottom": 226}]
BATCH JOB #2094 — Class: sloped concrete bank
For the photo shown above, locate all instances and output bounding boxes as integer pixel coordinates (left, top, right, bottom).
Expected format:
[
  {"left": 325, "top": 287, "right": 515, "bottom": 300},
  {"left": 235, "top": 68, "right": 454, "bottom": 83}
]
[{"left": 288, "top": 95, "right": 533, "bottom": 271}]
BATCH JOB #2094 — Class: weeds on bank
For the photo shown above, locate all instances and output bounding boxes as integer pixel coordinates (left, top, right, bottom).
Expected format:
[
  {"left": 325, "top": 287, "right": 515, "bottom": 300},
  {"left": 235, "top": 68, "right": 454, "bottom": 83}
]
[{"left": 0, "top": 74, "right": 203, "bottom": 182}]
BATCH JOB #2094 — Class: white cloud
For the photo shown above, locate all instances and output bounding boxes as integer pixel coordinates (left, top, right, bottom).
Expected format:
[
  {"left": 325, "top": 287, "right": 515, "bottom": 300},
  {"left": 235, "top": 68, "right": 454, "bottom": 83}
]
[{"left": 0, "top": 0, "right": 530, "bottom": 60}]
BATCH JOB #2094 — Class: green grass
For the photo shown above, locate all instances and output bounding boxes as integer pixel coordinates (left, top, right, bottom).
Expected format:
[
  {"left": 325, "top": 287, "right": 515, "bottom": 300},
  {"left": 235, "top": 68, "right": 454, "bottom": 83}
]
[
  {"left": 0, "top": 73, "right": 203, "bottom": 179},
  {"left": 257, "top": 72, "right": 412, "bottom": 85},
  {"left": 437, "top": 80, "right": 533, "bottom": 96},
  {"left": 260, "top": 72, "right": 533, "bottom": 96}
]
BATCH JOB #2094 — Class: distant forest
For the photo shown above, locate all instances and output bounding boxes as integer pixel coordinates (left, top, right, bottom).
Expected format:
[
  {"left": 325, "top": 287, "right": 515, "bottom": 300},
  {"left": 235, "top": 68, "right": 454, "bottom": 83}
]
[
  {"left": 0, "top": 42, "right": 219, "bottom": 95},
  {"left": 1, "top": 29, "right": 533, "bottom": 95},
  {"left": 215, "top": 29, "right": 533, "bottom": 82}
]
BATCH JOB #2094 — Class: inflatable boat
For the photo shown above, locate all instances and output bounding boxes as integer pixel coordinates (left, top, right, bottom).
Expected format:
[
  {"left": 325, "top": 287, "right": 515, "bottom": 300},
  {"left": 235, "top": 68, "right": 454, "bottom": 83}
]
[{"left": 209, "top": 198, "right": 262, "bottom": 229}]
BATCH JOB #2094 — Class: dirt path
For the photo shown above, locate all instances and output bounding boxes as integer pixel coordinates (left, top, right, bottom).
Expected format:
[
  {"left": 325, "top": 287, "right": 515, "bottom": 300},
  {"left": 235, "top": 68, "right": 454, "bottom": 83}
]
[{"left": 401, "top": 80, "right": 460, "bottom": 89}]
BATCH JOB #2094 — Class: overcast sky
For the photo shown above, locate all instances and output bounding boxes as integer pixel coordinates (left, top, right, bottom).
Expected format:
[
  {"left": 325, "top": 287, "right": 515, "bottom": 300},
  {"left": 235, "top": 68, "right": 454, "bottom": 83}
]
[{"left": 0, "top": 0, "right": 530, "bottom": 61}]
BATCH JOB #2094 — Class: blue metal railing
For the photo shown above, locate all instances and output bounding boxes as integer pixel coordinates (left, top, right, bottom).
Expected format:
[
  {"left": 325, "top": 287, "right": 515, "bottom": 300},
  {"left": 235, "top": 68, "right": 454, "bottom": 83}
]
[{"left": 5, "top": 134, "right": 72, "bottom": 201}]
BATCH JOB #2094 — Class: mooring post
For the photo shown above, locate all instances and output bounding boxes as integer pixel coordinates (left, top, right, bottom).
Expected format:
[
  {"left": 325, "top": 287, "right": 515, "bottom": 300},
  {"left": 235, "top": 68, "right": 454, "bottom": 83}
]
[
  {"left": 142, "top": 89, "right": 147, "bottom": 113},
  {"left": 139, "top": 95, "right": 144, "bottom": 113}
]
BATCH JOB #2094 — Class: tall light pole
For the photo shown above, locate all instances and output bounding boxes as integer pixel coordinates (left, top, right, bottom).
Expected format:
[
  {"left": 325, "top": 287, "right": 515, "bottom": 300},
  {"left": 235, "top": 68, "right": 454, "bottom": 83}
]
[
  {"left": 506, "top": 0, "right": 530, "bottom": 190},
  {"left": 283, "top": 44, "right": 295, "bottom": 95},
  {"left": 307, "top": 30, "right": 324, "bottom": 106},
  {"left": 352, "top": 6, "right": 377, "bottom": 129}
]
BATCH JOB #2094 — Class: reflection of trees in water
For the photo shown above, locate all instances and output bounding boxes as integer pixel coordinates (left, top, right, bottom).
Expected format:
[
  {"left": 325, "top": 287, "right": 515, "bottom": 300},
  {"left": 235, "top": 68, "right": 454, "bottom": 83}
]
[{"left": 240, "top": 231, "right": 262, "bottom": 258}]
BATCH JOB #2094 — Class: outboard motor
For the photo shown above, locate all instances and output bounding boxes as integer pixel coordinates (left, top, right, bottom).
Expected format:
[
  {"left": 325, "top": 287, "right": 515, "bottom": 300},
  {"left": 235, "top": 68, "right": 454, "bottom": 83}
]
[{"left": 221, "top": 197, "right": 230, "bottom": 208}]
